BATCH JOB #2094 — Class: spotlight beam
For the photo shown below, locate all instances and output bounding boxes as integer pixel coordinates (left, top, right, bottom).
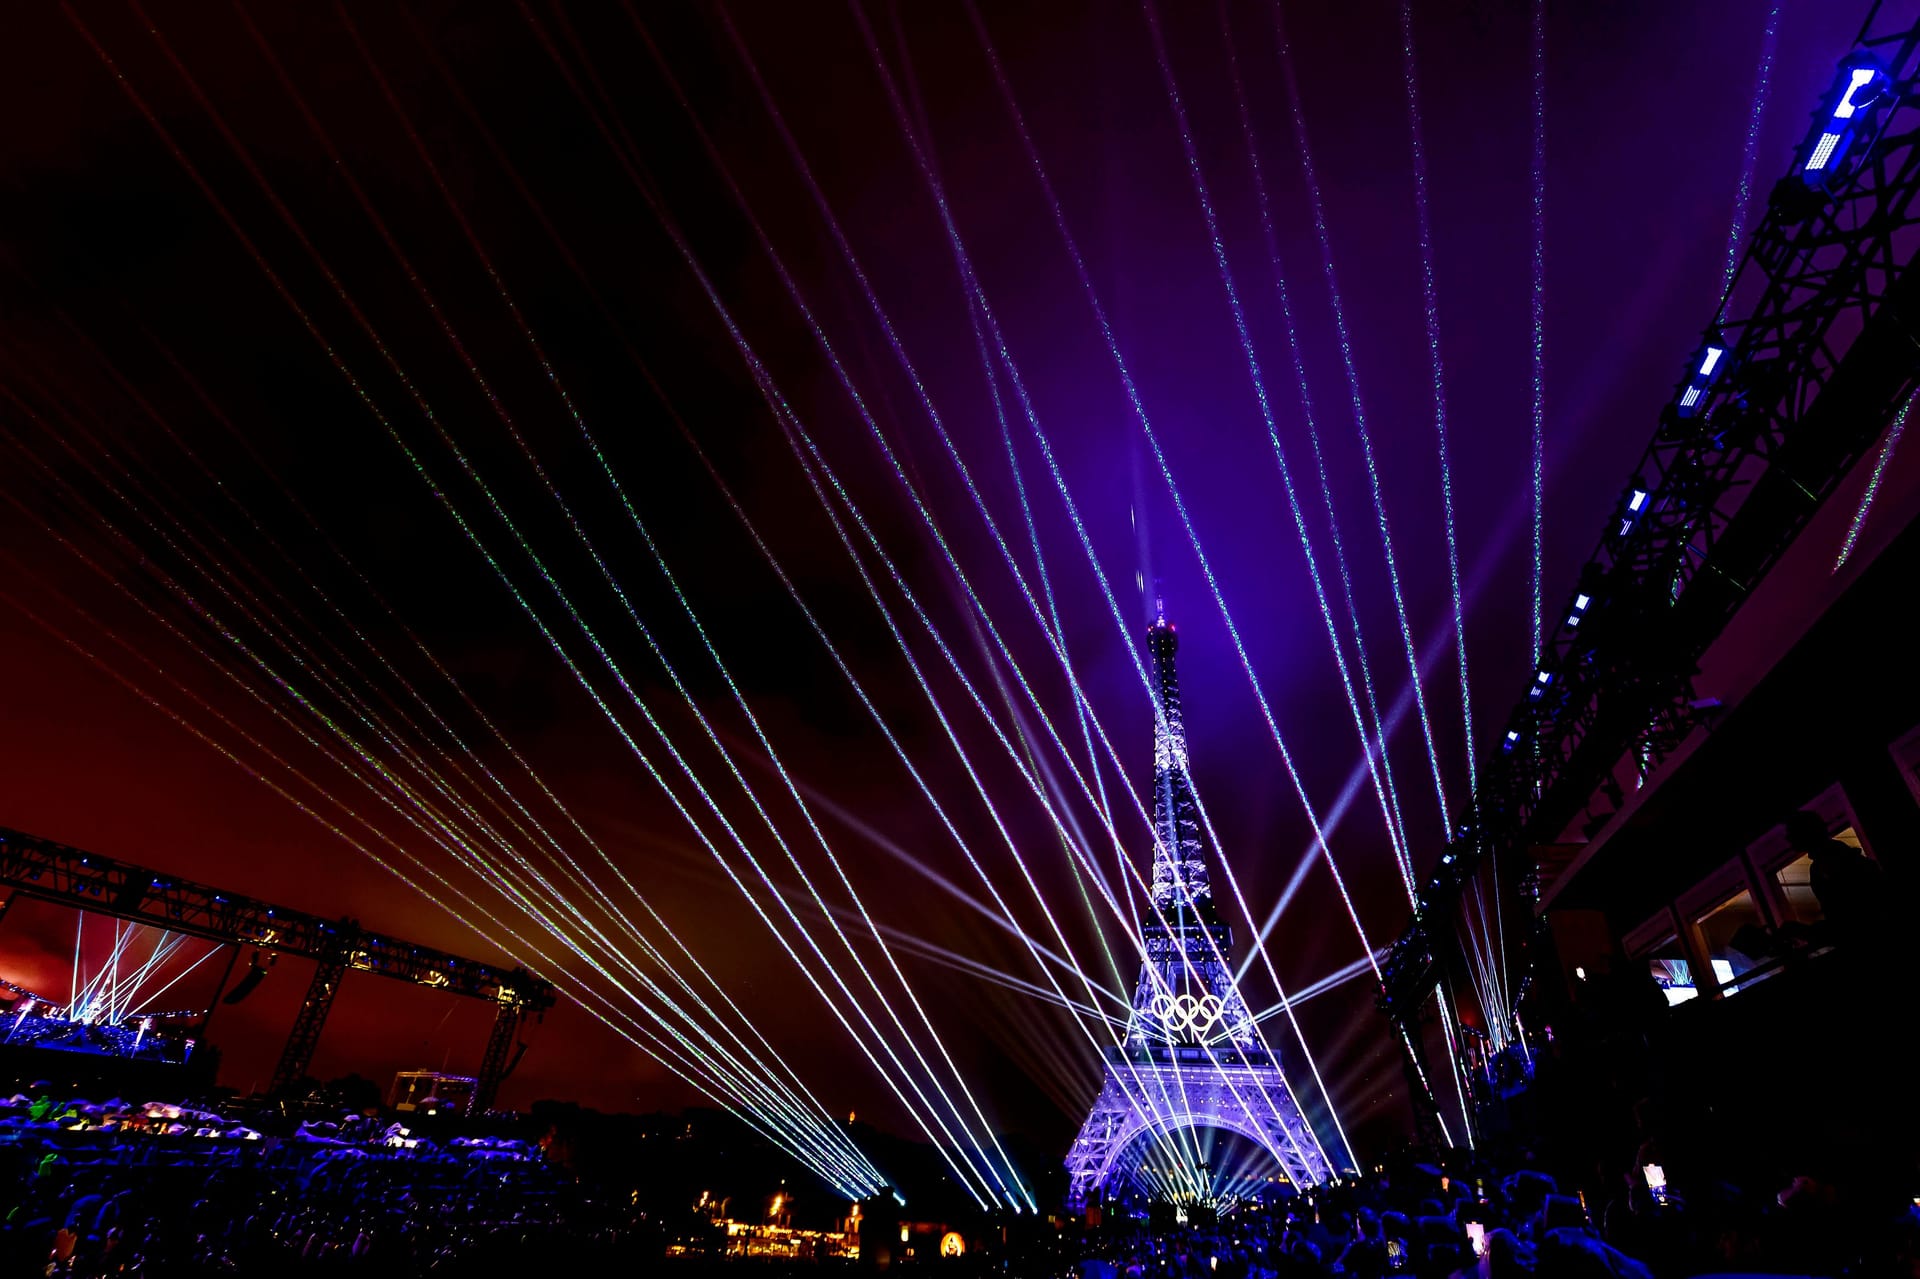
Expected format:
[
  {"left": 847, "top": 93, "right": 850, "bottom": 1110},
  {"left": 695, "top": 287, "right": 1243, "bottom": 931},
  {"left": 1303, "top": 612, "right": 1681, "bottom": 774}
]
[
  {"left": 1269, "top": 0, "right": 1453, "bottom": 835},
  {"left": 841, "top": 1, "right": 1332, "bottom": 1172},
  {"left": 8, "top": 333, "right": 876, "bottom": 1175},
  {"left": 63, "top": 6, "right": 894, "bottom": 1193},
  {"left": 4, "top": 579, "right": 880, "bottom": 1192},
  {"left": 1216, "top": 1, "right": 1418, "bottom": 890},
  {"left": 563, "top": 0, "right": 1242, "bottom": 1180},
  {"left": 1394, "top": 0, "right": 1480, "bottom": 801},
  {"left": 1529, "top": 0, "right": 1548, "bottom": 664}
]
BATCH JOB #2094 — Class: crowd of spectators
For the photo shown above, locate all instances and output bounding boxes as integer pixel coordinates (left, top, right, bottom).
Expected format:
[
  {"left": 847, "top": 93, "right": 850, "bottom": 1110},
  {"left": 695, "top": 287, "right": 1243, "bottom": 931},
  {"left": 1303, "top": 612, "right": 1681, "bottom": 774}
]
[
  {"left": 1068, "top": 1152, "right": 1920, "bottom": 1279},
  {"left": 0, "top": 1086, "right": 625, "bottom": 1276},
  {"left": 8, "top": 1079, "right": 1918, "bottom": 1276}
]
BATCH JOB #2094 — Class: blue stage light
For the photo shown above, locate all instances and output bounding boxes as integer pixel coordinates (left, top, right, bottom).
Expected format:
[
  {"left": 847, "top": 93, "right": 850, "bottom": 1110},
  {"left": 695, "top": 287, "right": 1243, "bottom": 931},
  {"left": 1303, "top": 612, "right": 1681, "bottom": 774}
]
[
  {"left": 1528, "top": 671, "right": 1551, "bottom": 702},
  {"left": 1798, "top": 55, "right": 1888, "bottom": 187},
  {"left": 1673, "top": 339, "right": 1727, "bottom": 420},
  {"left": 1619, "top": 484, "right": 1652, "bottom": 535}
]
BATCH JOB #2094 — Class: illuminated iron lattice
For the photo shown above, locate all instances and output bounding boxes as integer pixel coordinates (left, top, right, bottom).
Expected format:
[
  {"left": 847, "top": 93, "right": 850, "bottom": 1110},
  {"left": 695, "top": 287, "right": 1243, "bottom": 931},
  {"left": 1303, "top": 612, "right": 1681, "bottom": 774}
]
[{"left": 1065, "top": 614, "right": 1330, "bottom": 1205}]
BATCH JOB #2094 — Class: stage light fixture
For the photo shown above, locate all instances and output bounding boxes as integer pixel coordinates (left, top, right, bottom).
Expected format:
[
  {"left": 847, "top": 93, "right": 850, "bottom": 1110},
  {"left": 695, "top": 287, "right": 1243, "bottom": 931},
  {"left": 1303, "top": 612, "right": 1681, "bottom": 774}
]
[
  {"left": 1798, "top": 54, "right": 1889, "bottom": 187},
  {"left": 1618, "top": 482, "right": 1654, "bottom": 536},
  {"left": 1673, "top": 338, "right": 1728, "bottom": 419},
  {"left": 224, "top": 952, "right": 272, "bottom": 1005}
]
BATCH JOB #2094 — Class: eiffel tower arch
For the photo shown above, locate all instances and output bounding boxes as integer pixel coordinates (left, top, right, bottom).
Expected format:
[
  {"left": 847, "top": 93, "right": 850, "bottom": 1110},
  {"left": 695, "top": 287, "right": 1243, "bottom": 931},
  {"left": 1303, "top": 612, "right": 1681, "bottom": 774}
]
[
  {"left": 1065, "top": 610, "right": 1333, "bottom": 1207},
  {"left": 1066, "top": 1049, "right": 1328, "bottom": 1201}
]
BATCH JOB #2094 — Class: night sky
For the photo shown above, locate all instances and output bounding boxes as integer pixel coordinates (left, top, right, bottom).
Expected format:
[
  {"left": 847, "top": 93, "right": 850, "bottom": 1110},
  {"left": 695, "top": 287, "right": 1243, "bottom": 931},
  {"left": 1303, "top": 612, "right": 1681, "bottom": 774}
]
[{"left": 0, "top": 0, "right": 1878, "bottom": 1174}]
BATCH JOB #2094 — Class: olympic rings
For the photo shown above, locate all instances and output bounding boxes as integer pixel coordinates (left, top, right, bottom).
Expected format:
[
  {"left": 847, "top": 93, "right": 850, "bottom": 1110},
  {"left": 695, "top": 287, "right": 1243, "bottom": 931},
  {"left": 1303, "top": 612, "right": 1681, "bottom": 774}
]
[{"left": 1149, "top": 992, "right": 1224, "bottom": 1036}]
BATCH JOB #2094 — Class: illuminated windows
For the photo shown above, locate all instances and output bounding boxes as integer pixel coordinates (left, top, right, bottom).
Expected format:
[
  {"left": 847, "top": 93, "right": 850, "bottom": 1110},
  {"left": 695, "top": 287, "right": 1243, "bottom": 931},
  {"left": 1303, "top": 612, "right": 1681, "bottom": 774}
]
[
  {"left": 1624, "top": 912, "right": 1697, "bottom": 1006},
  {"left": 1645, "top": 937, "right": 1698, "bottom": 1007},
  {"left": 1691, "top": 886, "right": 1767, "bottom": 993},
  {"left": 1745, "top": 784, "right": 1879, "bottom": 934},
  {"left": 1772, "top": 854, "right": 1823, "bottom": 926}
]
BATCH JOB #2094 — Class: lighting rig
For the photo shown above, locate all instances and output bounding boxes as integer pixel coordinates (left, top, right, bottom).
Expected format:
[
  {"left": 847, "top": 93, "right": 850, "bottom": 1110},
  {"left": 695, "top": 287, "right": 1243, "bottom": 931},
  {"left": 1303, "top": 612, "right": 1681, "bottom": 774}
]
[
  {"left": 0, "top": 825, "right": 555, "bottom": 1111},
  {"left": 1381, "top": 0, "right": 1920, "bottom": 1101}
]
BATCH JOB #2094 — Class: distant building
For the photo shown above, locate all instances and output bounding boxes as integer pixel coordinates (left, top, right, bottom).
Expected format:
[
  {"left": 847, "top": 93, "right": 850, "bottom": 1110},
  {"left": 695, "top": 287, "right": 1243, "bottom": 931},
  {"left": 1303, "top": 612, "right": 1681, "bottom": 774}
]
[{"left": 666, "top": 1190, "right": 859, "bottom": 1262}]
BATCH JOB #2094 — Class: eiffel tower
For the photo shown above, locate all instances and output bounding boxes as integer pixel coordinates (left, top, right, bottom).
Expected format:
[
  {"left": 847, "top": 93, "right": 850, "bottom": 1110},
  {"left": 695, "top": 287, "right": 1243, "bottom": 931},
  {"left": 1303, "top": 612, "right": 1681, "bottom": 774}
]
[{"left": 1065, "top": 608, "right": 1332, "bottom": 1206}]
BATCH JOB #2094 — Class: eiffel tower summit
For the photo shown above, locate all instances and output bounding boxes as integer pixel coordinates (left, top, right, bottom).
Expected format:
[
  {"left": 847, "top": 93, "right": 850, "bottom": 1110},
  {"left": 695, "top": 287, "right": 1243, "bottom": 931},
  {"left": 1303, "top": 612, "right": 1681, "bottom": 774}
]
[{"left": 1065, "top": 607, "right": 1332, "bottom": 1205}]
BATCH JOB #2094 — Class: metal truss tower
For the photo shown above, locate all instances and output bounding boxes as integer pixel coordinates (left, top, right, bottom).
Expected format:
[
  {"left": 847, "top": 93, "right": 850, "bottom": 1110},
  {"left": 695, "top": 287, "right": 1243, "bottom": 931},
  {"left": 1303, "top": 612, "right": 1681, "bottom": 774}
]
[
  {"left": 1065, "top": 610, "right": 1331, "bottom": 1206},
  {"left": 1381, "top": 0, "right": 1920, "bottom": 1084},
  {"left": 0, "top": 825, "right": 554, "bottom": 1111}
]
